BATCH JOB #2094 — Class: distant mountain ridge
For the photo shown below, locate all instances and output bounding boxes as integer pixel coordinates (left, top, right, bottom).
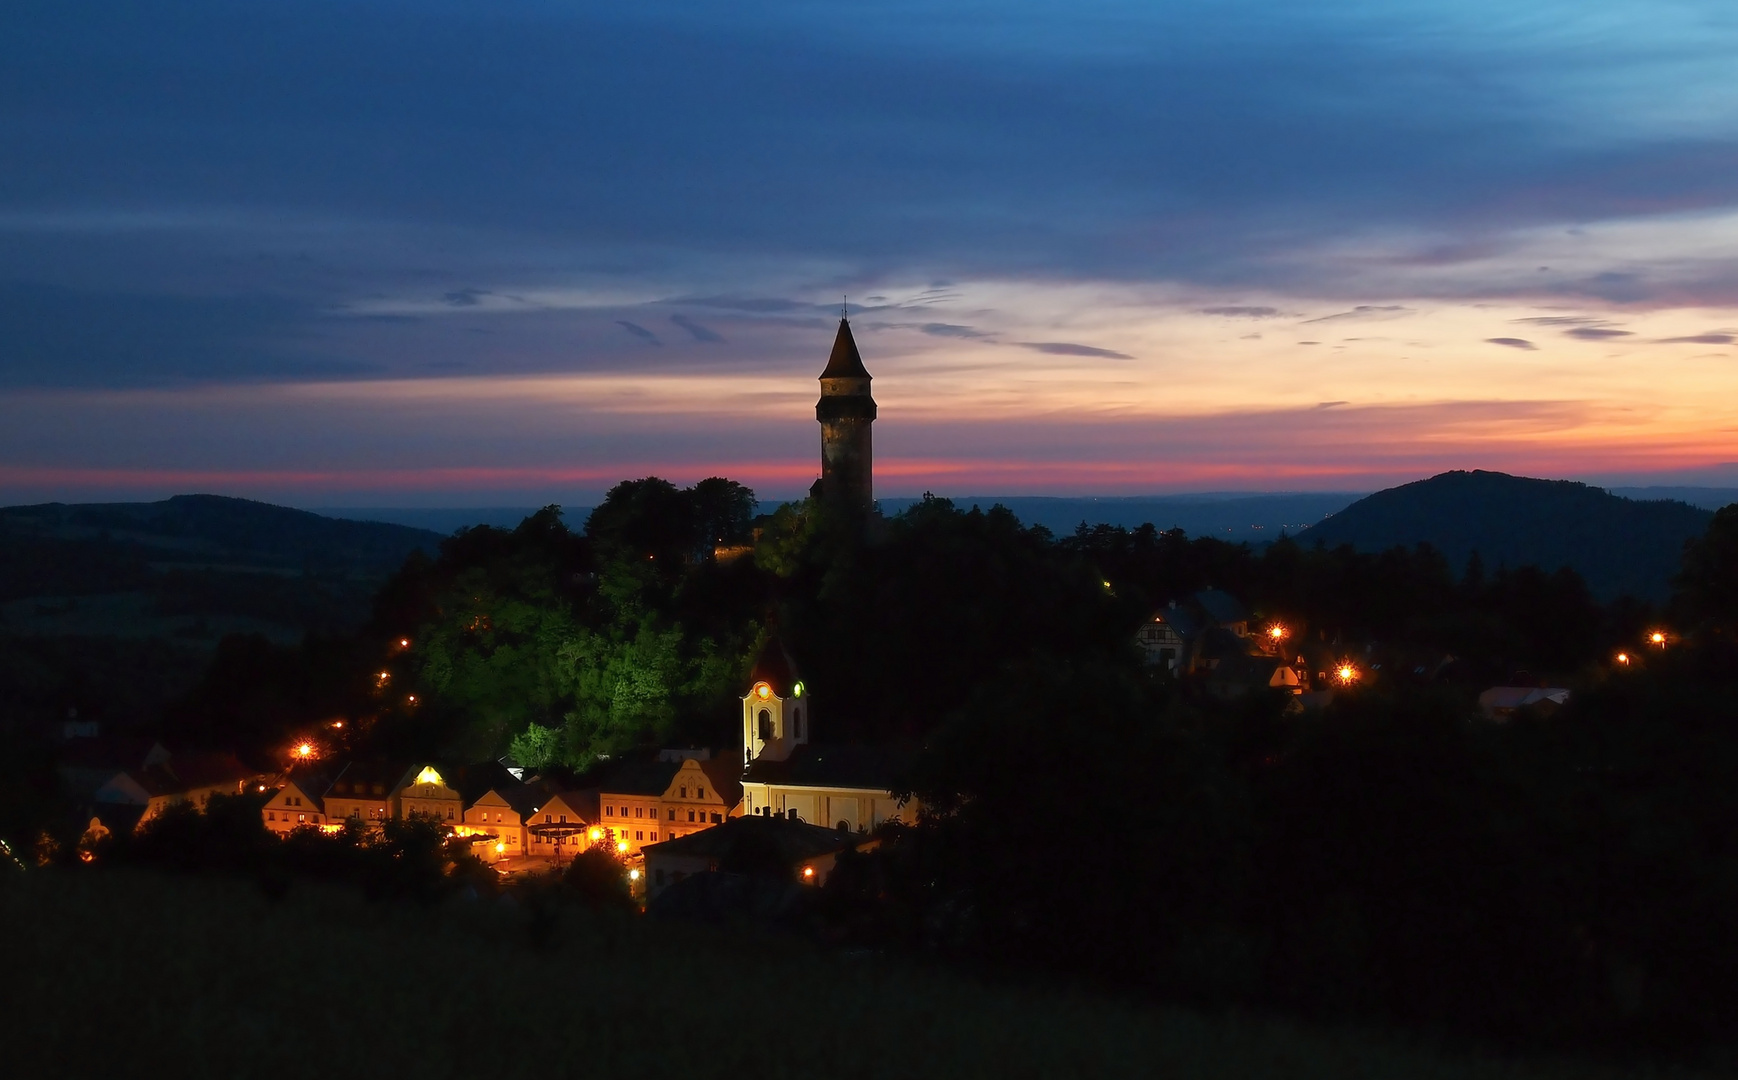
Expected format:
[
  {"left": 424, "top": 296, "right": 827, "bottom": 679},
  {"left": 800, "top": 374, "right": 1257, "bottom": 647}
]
[{"left": 1298, "top": 471, "right": 1712, "bottom": 600}]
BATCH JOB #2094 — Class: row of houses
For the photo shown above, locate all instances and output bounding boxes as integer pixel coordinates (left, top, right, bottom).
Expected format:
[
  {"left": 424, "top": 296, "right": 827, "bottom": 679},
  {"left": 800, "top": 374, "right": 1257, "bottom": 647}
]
[
  {"left": 265, "top": 750, "right": 746, "bottom": 867},
  {"left": 265, "top": 638, "right": 921, "bottom": 879}
]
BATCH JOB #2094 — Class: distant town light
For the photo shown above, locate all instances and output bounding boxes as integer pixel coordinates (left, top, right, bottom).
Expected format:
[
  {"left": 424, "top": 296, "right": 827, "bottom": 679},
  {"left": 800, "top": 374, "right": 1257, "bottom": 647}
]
[{"left": 399, "top": 638, "right": 410, "bottom": 648}]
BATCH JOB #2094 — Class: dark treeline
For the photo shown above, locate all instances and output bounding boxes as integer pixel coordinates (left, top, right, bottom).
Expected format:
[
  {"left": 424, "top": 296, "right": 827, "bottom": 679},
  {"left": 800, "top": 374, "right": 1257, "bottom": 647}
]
[{"left": 14, "top": 486, "right": 1738, "bottom": 1056}]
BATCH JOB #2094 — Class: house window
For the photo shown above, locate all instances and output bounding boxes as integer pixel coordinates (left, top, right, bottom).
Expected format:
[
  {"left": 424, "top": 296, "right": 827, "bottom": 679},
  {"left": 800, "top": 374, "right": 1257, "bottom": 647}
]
[
  {"left": 697, "top": 786, "right": 705, "bottom": 799},
  {"left": 267, "top": 811, "right": 275, "bottom": 821},
  {"left": 635, "top": 831, "right": 644, "bottom": 841},
  {"left": 793, "top": 709, "right": 803, "bottom": 739},
  {"left": 688, "top": 810, "right": 696, "bottom": 822},
  {"left": 711, "top": 813, "right": 722, "bottom": 824},
  {"left": 679, "top": 786, "right": 687, "bottom": 798},
  {"left": 650, "top": 831, "right": 658, "bottom": 841},
  {"left": 635, "top": 807, "right": 643, "bottom": 818},
  {"left": 758, "top": 709, "right": 772, "bottom": 742},
  {"left": 606, "top": 806, "right": 614, "bottom": 816}
]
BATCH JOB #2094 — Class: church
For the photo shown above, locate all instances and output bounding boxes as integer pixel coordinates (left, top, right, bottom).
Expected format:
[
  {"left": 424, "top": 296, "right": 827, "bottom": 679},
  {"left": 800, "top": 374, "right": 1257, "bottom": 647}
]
[{"left": 735, "top": 315, "right": 918, "bottom": 830}]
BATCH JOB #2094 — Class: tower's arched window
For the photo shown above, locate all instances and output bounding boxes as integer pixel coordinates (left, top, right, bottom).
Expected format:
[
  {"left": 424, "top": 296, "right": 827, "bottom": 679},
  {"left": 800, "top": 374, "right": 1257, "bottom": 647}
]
[
  {"left": 758, "top": 709, "right": 773, "bottom": 742},
  {"left": 792, "top": 708, "right": 803, "bottom": 740}
]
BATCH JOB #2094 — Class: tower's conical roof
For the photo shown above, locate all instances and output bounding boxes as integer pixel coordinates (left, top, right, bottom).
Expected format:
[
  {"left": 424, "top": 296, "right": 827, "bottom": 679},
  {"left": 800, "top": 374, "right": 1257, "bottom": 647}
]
[
  {"left": 819, "top": 318, "right": 872, "bottom": 380},
  {"left": 748, "top": 635, "right": 801, "bottom": 697}
]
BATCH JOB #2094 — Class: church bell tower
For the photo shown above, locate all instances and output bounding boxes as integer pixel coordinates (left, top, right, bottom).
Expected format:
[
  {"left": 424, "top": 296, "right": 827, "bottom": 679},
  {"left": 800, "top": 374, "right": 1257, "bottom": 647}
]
[{"left": 815, "top": 316, "right": 876, "bottom": 514}]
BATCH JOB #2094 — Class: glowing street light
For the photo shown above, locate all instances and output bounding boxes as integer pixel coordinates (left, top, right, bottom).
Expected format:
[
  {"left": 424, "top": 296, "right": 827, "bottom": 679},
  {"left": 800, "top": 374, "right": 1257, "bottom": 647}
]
[
  {"left": 1334, "top": 663, "right": 1359, "bottom": 685},
  {"left": 1616, "top": 652, "right": 1631, "bottom": 665},
  {"left": 293, "top": 742, "right": 315, "bottom": 761},
  {"left": 628, "top": 868, "right": 641, "bottom": 882},
  {"left": 1268, "top": 624, "right": 1287, "bottom": 642},
  {"left": 615, "top": 839, "right": 629, "bottom": 854},
  {"left": 1649, "top": 630, "right": 1668, "bottom": 648}
]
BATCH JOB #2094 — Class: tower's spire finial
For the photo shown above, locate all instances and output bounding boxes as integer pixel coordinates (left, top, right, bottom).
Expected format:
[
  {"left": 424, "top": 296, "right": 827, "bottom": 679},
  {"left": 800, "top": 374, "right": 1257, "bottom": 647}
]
[{"left": 842, "top": 294, "right": 848, "bottom": 320}]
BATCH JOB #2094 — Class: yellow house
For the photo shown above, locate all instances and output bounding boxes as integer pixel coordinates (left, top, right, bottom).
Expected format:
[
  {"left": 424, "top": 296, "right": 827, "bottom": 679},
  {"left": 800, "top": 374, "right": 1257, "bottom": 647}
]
[
  {"left": 657, "top": 756, "right": 742, "bottom": 842},
  {"left": 526, "top": 790, "right": 599, "bottom": 864},
  {"left": 597, "top": 760, "right": 680, "bottom": 855},
  {"left": 399, "top": 764, "right": 463, "bottom": 824},
  {"left": 321, "top": 761, "right": 409, "bottom": 830},
  {"left": 262, "top": 771, "right": 333, "bottom": 834},
  {"left": 458, "top": 785, "right": 540, "bottom": 863}
]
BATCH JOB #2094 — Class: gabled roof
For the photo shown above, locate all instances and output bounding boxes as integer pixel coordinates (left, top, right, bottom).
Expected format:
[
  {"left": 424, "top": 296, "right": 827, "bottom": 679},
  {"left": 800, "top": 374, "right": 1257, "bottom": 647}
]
[
  {"left": 741, "top": 743, "right": 909, "bottom": 792},
  {"left": 166, "top": 751, "right": 255, "bottom": 790},
  {"left": 325, "top": 760, "right": 413, "bottom": 800},
  {"left": 818, "top": 318, "right": 872, "bottom": 380},
  {"left": 1194, "top": 589, "right": 1250, "bottom": 626},
  {"left": 643, "top": 813, "right": 853, "bottom": 863},
  {"left": 696, "top": 758, "right": 744, "bottom": 810},
  {"left": 597, "top": 759, "right": 683, "bottom": 797}
]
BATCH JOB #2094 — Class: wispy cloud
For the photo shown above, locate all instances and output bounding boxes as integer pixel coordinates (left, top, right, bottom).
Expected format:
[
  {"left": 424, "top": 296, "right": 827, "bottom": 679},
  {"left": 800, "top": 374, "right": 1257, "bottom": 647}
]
[
  {"left": 1302, "top": 306, "right": 1410, "bottom": 324},
  {"left": 1486, "top": 337, "right": 1537, "bottom": 350},
  {"left": 616, "top": 320, "right": 661, "bottom": 345},
  {"left": 1656, "top": 332, "right": 1734, "bottom": 345},
  {"left": 670, "top": 314, "right": 725, "bottom": 343},
  {"left": 1015, "top": 341, "right": 1134, "bottom": 360},
  {"left": 1199, "top": 306, "right": 1281, "bottom": 318},
  {"left": 1565, "top": 326, "right": 1632, "bottom": 340}
]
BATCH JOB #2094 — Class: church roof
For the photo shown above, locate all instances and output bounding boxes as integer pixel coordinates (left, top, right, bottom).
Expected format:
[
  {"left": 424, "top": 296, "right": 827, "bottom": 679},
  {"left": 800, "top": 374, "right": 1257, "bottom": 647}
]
[
  {"left": 818, "top": 318, "right": 872, "bottom": 380},
  {"left": 748, "top": 636, "right": 801, "bottom": 697},
  {"left": 741, "top": 743, "right": 911, "bottom": 791}
]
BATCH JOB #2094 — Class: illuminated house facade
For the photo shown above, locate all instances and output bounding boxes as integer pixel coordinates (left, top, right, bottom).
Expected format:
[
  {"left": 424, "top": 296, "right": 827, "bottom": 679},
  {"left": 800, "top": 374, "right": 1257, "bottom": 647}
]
[
  {"left": 263, "top": 772, "right": 333, "bottom": 835},
  {"left": 458, "top": 784, "right": 540, "bottom": 863},
  {"left": 399, "top": 765, "right": 463, "bottom": 824},
  {"left": 526, "top": 790, "right": 598, "bottom": 862},
  {"left": 321, "top": 761, "right": 410, "bottom": 830}
]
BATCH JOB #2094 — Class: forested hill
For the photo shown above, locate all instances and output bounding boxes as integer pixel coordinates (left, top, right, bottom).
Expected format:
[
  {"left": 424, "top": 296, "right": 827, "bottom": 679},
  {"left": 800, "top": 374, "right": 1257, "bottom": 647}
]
[
  {"left": 1298, "top": 470, "right": 1714, "bottom": 600},
  {"left": 0, "top": 495, "right": 442, "bottom": 580},
  {"left": 0, "top": 495, "right": 444, "bottom": 644}
]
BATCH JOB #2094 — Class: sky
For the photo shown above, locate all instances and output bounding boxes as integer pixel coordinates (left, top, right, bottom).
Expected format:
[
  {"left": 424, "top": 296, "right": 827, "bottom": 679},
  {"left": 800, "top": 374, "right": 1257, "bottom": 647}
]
[{"left": 4, "top": 0, "right": 1738, "bottom": 507}]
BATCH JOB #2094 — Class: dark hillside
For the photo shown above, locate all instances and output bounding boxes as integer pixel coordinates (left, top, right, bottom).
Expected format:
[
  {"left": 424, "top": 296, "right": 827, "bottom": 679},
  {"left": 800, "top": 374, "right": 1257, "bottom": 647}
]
[{"left": 1299, "top": 471, "right": 1712, "bottom": 600}]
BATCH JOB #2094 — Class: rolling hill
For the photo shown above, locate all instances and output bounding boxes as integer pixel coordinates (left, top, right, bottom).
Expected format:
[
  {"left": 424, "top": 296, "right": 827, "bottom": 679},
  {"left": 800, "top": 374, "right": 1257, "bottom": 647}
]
[
  {"left": 1298, "top": 471, "right": 1713, "bottom": 601},
  {"left": 0, "top": 494, "right": 443, "bottom": 641}
]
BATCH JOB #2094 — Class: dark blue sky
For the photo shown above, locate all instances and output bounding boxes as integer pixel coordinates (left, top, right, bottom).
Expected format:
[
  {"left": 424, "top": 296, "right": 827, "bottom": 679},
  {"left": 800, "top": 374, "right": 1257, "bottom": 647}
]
[{"left": 4, "top": 1, "right": 1737, "bottom": 504}]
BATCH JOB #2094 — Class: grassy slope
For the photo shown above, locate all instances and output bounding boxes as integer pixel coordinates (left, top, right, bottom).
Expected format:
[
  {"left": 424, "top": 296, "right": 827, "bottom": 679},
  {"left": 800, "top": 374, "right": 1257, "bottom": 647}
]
[{"left": 0, "top": 871, "right": 1701, "bottom": 1080}]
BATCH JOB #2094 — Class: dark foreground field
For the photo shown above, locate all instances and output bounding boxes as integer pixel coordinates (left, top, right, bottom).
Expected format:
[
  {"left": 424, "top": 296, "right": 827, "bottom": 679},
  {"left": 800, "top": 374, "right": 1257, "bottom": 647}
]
[{"left": 0, "top": 871, "right": 1716, "bottom": 1080}]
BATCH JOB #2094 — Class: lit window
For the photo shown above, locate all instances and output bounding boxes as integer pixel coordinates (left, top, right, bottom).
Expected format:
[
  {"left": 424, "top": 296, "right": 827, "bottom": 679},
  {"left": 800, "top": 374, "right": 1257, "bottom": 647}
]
[
  {"left": 635, "top": 831, "right": 644, "bottom": 841},
  {"left": 650, "top": 832, "right": 658, "bottom": 841},
  {"left": 606, "top": 806, "right": 614, "bottom": 817}
]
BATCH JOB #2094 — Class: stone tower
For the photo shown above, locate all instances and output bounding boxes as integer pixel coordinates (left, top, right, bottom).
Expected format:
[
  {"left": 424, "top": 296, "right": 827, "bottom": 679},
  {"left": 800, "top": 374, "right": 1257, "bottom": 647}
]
[{"left": 815, "top": 317, "right": 876, "bottom": 514}]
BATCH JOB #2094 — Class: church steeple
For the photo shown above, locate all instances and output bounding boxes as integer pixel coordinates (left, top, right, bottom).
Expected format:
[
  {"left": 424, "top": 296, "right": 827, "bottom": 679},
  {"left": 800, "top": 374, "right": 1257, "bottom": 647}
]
[{"left": 815, "top": 317, "right": 876, "bottom": 513}]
